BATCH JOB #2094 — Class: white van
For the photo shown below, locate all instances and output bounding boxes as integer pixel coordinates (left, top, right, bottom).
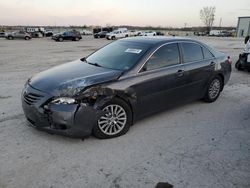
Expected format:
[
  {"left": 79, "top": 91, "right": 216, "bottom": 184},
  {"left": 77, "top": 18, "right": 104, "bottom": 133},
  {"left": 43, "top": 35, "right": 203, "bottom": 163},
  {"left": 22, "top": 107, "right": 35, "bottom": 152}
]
[{"left": 209, "top": 30, "right": 221, "bottom": 36}]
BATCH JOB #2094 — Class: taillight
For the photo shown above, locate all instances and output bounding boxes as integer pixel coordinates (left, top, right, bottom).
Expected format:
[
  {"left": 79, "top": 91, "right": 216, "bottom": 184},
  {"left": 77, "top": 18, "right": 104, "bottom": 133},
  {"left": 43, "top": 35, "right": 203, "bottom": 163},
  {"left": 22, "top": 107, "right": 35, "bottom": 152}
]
[{"left": 227, "top": 56, "right": 232, "bottom": 64}]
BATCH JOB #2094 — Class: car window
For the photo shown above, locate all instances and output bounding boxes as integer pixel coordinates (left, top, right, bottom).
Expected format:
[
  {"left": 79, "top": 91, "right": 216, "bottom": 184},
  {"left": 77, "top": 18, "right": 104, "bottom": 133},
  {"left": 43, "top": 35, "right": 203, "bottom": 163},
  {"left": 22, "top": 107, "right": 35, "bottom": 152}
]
[
  {"left": 202, "top": 46, "right": 214, "bottom": 59},
  {"left": 145, "top": 43, "right": 180, "bottom": 71},
  {"left": 182, "top": 42, "right": 203, "bottom": 63}
]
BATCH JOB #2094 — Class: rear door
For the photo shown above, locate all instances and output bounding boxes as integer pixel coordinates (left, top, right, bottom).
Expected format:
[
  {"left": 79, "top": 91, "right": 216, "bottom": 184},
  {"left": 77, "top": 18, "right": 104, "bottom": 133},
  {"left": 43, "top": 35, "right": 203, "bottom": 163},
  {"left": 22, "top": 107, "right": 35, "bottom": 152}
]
[
  {"left": 132, "top": 43, "right": 187, "bottom": 117},
  {"left": 63, "top": 32, "right": 70, "bottom": 40},
  {"left": 16, "top": 31, "right": 25, "bottom": 38},
  {"left": 180, "top": 42, "right": 215, "bottom": 100}
]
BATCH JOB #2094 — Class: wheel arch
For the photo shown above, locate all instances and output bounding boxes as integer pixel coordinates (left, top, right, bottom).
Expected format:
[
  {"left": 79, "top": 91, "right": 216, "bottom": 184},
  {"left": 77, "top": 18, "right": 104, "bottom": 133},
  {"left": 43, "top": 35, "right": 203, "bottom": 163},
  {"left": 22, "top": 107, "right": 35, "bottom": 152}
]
[
  {"left": 217, "top": 73, "right": 224, "bottom": 91},
  {"left": 113, "top": 94, "right": 135, "bottom": 125}
]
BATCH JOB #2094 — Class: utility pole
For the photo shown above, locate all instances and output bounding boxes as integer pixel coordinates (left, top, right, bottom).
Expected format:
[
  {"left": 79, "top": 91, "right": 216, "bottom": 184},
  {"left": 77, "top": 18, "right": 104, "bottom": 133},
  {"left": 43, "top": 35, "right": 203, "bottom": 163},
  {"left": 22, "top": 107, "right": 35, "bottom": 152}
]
[{"left": 219, "top": 18, "right": 222, "bottom": 28}]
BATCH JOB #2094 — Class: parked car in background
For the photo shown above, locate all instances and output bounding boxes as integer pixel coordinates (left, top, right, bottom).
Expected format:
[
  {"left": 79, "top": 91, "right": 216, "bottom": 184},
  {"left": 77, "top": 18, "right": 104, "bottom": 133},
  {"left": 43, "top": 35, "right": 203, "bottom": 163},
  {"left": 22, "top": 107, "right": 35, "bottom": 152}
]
[
  {"left": 106, "top": 28, "right": 129, "bottom": 40},
  {"left": 94, "top": 31, "right": 108, "bottom": 38},
  {"left": 218, "top": 31, "right": 233, "bottom": 37},
  {"left": 26, "top": 27, "right": 45, "bottom": 38},
  {"left": 93, "top": 27, "right": 113, "bottom": 35},
  {"left": 22, "top": 37, "right": 231, "bottom": 139},
  {"left": 81, "top": 30, "right": 92, "bottom": 35},
  {"left": 235, "top": 52, "right": 250, "bottom": 72},
  {"left": 156, "top": 31, "right": 165, "bottom": 36},
  {"left": 6, "top": 31, "right": 31, "bottom": 40},
  {"left": 194, "top": 31, "right": 207, "bottom": 36},
  {"left": 139, "top": 31, "right": 157, "bottom": 36},
  {"left": 44, "top": 29, "right": 53, "bottom": 37},
  {"left": 129, "top": 30, "right": 141, "bottom": 36},
  {"left": 0, "top": 31, "right": 6, "bottom": 38},
  {"left": 209, "top": 30, "right": 221, "bottom": 36},
  {"left": 52, "top": 30, "right": 82, "bottom": 42}
]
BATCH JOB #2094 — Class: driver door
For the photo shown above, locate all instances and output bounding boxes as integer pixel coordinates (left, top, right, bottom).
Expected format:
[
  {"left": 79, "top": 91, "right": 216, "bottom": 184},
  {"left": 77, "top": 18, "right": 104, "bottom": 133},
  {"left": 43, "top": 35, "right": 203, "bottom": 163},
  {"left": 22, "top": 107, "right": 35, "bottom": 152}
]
[{"left": 132, "top": 43, "right": 187, "bottom": 117}]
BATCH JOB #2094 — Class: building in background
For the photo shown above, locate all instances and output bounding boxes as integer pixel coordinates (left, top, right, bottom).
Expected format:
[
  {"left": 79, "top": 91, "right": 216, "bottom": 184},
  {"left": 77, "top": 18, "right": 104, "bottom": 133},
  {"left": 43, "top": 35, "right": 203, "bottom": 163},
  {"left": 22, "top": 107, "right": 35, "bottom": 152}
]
[{"left": 236, "top": 16, "right": 250, "bottom": 37}]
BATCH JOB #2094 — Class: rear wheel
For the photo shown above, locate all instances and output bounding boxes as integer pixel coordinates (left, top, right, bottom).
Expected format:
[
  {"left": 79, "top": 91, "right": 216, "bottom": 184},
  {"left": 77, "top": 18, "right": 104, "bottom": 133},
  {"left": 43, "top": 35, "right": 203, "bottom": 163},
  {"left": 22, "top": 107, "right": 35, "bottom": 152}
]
[
  {"left": 8, "top": 36, "right": 13, "bottom": 40},
  {"left": 93, "top": 98, "right": 132, "bottom": 139},
  {"left": 25, "top": 36, "right": 30, "bottom": 40},
  {"left": 75, "top": 37, "right": 79, "bottom": 41},
  {"left": 111, "top": 36, "right": 115, "bottom": 40},
  {"left": 203, "top": 76, "right": 222, "bottom": 103}
]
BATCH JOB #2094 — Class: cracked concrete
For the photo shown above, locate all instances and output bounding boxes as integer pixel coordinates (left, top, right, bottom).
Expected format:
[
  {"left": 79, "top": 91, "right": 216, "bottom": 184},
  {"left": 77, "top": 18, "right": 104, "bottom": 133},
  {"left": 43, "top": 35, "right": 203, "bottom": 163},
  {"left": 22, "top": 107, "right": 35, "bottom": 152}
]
[{"left": 0, "top": 36, "right": 249, "bottom": 188}]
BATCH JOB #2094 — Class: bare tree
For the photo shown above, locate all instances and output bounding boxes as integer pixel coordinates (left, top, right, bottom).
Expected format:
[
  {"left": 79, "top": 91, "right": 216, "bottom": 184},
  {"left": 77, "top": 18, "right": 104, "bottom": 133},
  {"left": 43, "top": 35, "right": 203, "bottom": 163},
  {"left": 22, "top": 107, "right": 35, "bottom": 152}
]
[{"left": 200, "top": 6, "right": 216, "bottom": 33}]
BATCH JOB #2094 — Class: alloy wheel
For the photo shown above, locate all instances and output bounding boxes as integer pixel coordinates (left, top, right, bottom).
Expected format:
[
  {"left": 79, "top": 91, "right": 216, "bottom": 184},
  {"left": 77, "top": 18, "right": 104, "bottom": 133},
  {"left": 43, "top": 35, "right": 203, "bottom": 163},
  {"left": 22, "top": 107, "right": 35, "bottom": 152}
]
[
  {"left": 208, "top": 79, "right": 221, "bottom": 99},
  {"left": 98, "top": 104, "right": 127, "bottom": 136}
]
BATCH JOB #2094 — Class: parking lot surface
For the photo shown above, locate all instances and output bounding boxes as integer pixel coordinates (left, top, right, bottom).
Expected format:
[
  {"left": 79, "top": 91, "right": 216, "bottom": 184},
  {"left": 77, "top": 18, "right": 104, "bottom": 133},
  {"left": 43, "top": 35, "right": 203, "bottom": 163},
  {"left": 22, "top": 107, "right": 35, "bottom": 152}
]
[{"left": 0, "top": 36, "right": 249, "bottom": 188}]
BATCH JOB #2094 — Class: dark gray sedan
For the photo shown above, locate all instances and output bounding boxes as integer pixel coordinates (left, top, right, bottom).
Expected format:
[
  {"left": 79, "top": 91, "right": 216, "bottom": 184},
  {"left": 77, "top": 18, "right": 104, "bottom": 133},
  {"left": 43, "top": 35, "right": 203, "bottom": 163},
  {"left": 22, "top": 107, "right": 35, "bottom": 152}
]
[{"left": 21, "top": 37, "right": 232, "bottom": 139}]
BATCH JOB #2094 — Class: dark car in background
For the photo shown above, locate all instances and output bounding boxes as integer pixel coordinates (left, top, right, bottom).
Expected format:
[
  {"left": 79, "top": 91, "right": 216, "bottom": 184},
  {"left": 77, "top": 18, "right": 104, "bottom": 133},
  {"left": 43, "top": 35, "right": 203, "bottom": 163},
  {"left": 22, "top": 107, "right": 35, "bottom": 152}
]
[
  {"left": 94, "top": 31, "right": 108, "bottom": 38},
  {"left": 235, "top": 52, "right": 250, "bottom": 71},
  {"left": 22, "top": 37, "right": 231, "bottom": 139},
  {"left": 156, "top": 31, "right": 165, "bottom": 36},
  {"left": 6, "top": 31, "right": 31, "bottom": 40},
  {"left": 52, "top": 30, "right": 82, "bottom": 42},
  {"left": 45, "top": 29, "right": 54, "bottom": 37}
]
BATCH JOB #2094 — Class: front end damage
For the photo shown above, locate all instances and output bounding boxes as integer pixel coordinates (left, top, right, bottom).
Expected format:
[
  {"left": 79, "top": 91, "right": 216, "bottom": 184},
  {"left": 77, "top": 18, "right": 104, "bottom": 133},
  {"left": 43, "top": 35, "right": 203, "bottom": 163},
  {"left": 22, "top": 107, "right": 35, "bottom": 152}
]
[{"left": 21, "top": 83, "right": 134, "bottom": 138}]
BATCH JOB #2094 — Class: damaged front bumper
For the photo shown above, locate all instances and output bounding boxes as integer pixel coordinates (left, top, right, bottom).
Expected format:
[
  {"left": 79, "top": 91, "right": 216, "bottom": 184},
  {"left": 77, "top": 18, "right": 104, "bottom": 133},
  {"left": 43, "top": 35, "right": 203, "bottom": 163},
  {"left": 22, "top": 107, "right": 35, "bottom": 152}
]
[{"left": 21, "top": 85, "right": 100, "bottom": 138}]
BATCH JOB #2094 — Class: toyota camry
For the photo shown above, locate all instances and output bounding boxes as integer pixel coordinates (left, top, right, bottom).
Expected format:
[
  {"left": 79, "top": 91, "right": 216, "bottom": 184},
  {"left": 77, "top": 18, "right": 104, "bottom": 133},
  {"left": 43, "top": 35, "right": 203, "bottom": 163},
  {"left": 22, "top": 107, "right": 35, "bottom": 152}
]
[{"left": 21, "top": 37, "right": 231, "bottom": 139}]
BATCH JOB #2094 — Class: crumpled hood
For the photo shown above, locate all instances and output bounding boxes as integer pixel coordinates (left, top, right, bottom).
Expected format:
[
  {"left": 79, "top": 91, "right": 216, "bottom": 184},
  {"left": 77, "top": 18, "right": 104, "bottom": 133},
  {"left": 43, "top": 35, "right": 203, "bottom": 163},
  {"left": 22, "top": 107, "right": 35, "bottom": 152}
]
[{"left": 29, "top": 59, "right": 122, "bottom": 96}]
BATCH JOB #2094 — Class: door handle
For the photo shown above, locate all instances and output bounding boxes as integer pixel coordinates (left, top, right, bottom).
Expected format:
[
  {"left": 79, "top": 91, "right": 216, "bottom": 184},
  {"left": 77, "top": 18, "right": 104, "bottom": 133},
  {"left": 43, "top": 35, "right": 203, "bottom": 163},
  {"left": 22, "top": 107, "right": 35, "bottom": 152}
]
[
  {"left": 210, "top": 62, "right": 215, "bottom": 66},
  {"left": 176, "top": 69, "right": 184, "bottom": 77}
]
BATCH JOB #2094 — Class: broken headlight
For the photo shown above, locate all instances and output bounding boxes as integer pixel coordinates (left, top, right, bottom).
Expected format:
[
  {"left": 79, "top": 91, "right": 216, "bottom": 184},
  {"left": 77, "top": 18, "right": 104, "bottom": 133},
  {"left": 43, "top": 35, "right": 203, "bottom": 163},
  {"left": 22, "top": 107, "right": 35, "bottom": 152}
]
[{"left": 51, "top": 97, "right": 76, "bottom": 105}]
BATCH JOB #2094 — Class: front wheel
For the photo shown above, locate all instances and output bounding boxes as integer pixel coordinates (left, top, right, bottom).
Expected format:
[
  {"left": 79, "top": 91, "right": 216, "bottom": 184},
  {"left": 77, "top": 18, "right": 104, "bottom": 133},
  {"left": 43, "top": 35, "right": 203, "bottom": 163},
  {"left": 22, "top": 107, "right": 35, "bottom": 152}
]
[
  {"left": 25, "top": 36, "right": 30, "bottom": 40},
  {"left": 203, "top": 76, "right": 222, "bottom": 103},
  {"left": 58, "top": 37, "right": 63, "bottom": 42},
  {"left": 93, "top": 98, "right": 132, "bottom": 139}
]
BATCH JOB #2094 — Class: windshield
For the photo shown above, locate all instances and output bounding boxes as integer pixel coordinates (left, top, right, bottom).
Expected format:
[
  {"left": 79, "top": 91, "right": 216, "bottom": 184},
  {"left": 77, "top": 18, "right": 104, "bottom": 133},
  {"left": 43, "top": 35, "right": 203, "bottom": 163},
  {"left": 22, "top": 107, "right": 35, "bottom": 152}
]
[{"left": 86, "top": 41, "right": 150, "bottom": 71}]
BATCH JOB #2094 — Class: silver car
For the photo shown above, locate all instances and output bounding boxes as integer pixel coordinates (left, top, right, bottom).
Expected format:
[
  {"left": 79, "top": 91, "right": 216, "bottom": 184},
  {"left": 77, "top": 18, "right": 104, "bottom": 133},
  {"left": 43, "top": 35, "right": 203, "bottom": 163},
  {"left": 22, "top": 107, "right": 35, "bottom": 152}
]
[{"left": 6, "top": 31, "right": 31, "bottom": 40}]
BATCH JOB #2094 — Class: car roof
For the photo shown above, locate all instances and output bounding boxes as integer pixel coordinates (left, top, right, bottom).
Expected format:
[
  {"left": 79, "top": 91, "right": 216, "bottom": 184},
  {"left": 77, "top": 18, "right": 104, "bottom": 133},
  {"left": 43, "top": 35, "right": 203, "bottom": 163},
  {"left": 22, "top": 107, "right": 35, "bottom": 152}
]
[{"left": 120, "top": 36, "right": 200, "bottom": 45}]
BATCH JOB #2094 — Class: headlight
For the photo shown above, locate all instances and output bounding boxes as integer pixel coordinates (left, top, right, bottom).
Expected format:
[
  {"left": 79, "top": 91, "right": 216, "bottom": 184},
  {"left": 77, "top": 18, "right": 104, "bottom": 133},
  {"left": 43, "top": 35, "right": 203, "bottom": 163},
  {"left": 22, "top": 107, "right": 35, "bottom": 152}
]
[{"left": 51, "top": 97, "right": 76, "bottom": 104}]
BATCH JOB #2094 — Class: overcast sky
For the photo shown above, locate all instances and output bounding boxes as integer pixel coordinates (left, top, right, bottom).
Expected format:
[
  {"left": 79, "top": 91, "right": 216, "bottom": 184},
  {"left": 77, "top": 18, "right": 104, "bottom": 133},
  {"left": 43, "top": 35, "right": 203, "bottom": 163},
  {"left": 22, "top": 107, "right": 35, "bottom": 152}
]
[{"left": 0, "top": 0, "right": 249, "bottom": 27}]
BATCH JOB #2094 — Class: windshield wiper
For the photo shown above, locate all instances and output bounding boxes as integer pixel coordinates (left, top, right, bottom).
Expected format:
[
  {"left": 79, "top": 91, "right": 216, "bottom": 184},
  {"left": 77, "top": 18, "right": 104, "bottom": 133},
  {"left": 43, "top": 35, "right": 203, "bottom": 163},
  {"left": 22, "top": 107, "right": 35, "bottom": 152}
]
[
  {"left": 81, "top": 57, "right": 102, "bottom": 67},
  {"left": 88, "top": 62, "right": 102, "bottom": 67}
]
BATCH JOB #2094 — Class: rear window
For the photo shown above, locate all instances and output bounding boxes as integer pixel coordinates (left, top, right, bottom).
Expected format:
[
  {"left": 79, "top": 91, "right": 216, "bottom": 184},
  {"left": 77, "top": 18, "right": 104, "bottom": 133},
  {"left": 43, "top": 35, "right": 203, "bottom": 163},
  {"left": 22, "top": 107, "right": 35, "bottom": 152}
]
[
  {"left": 202, "top": 47, "right": 214, "bottom": 59},
  {"left": 182, "top": 43, "right": 203, "bottom": 63}
]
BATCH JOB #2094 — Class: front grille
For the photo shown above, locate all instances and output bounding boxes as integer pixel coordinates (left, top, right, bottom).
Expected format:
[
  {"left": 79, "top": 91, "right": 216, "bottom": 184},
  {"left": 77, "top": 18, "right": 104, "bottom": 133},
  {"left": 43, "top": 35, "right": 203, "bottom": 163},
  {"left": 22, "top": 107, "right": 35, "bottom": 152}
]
[{"left": 23, "top": 92, "right": 43, "bottom": 105}]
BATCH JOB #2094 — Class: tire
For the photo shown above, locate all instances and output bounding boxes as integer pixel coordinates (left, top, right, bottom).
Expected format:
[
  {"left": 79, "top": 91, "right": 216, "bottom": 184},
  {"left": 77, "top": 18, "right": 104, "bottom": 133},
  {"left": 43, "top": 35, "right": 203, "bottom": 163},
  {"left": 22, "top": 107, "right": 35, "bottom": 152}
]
[
  {"left": 8, "top": 36, "right": 13, "bottom": 40},
  {"left": 111, "top": 36, "right": 115, "bottom": 40},
  {"left": 235, "top": 60, "right": 243, "bottom": 71},
  {"left": 75, "top": 37, "right": 79, "bottom": 41},
  {"left": 93, "top": 98, "right": 132, "bottom": 139},
  {"left": 58, "top": 37, "right": 63, "bottom": 42},
  {"left": 203, "top": 76, "right": 223, "bottom": 103},
  {"left": 25, "top": 36, "right": 30, "bottom": 40}
]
